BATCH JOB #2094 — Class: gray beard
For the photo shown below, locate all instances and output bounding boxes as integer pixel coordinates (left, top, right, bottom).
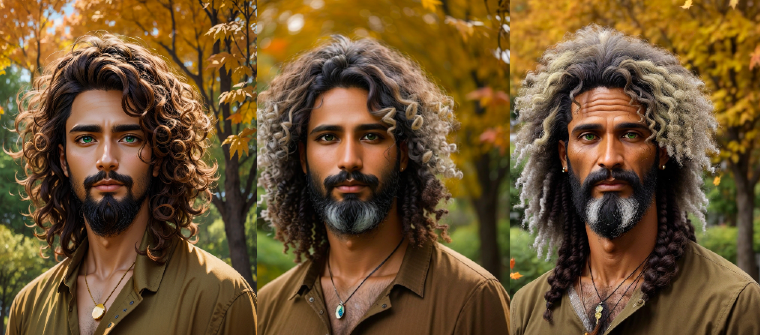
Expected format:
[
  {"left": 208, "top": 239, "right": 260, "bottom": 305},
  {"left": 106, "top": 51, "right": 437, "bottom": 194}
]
[{"left": 585, "top": 194, "right": 640, "bottom": 239}]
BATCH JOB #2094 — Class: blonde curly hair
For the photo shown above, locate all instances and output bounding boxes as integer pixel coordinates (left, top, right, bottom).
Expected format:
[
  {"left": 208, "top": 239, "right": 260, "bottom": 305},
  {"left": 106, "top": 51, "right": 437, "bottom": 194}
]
[{"left": 257, "top": 35, "right": 461, "bottom": 262}]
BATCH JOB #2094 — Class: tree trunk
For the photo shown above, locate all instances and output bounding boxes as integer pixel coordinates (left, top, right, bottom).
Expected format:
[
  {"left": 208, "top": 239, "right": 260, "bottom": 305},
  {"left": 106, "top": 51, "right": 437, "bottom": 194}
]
[
  {"left": 731, "top": 155, "right": 759, "bottom": 281},
  {"left": 470, "top": 152, "right": 504, "bottom": 280}
]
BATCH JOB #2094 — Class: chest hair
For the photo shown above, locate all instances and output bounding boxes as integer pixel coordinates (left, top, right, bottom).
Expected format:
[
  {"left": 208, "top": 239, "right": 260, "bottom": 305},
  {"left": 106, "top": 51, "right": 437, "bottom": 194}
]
[
  {"left": 321, "top": 276, "right": 395, "bottom": 335},
  {"left": 576, "top": 279, "right": 638, "bottom": 328}
]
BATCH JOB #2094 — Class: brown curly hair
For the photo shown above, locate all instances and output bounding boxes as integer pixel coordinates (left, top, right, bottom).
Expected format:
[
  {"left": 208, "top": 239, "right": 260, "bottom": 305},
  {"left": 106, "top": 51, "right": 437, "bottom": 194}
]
[
  {"left": 258, "top": 35, "right": 462, "bottom": 263},
  {"left": 10, "top": 33, "right": 218, "bottom": 262}
]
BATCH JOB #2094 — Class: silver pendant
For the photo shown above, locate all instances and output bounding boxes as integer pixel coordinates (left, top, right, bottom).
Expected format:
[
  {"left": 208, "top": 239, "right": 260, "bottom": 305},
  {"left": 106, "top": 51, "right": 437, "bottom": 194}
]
[{"left": 336, "top": 303, "right": 345, "bottom": 319}]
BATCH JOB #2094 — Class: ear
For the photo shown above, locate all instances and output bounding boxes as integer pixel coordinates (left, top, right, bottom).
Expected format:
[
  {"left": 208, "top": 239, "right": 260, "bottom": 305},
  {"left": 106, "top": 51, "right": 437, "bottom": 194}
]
[
  {"left": 659, "top": 147, "right": 670, "bottom": 169},
  {"left": 153, "top": 162, "right": 160, "bottom": 177},
  {"left": 399, "top": 141, "right": 409, "bottom": 172},
  {"left": 558, "top": 140, "right": 567, "bottom": 172},
  {"left": 299, "top": 142, "right": 307, "bottom": 174},
  {"left": 58, "top": 144, "right": 69, "bottom": 178}
]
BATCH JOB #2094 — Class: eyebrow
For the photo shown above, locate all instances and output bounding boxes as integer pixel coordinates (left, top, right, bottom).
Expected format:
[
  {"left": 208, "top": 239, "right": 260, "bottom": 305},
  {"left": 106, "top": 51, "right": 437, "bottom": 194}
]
[
  {"left": 309, "top": 123, "right": 387, "bottom": 135},
  {"left": 571, "top": 122, "right": 649, "bottom": 134},
  {"left": 69, "top": 124, "right": 142, "bottom": 133}
]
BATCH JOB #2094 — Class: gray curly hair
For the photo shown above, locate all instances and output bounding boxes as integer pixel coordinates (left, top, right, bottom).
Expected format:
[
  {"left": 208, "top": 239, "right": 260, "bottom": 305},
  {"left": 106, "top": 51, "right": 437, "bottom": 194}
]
[
  {"left": 257, "top": 35, "right": 461, "bottom": 262},
  {"left": 514, "top": 25, "right": 719, "bottom": 258}
]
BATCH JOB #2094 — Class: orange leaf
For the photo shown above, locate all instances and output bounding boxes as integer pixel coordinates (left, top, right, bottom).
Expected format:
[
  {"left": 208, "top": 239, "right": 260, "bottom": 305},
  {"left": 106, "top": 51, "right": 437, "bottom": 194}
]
[
  {"left": 510, "top": 258, "right": 515, "bottom": 270},
  {"left": 206, "top": 52, "right": 237, "bottom": 71},
  {"left": 750, "top": 46, "right": 760, "bottom": 70},
  {"left": 222, "top": 134, "right": 250, "bottom": 159},
  {"left": 681, "top": 0, "right": 692, "bottom": 9},
  {"left": 510, "top": 272, "right": 523, "bottom": 280},
  {"left": 421, "top": 0, "right": 442, "bottom": 12}
]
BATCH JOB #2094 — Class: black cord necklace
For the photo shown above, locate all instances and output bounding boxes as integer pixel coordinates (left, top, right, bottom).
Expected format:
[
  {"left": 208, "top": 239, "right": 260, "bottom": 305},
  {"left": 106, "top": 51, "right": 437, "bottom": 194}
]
[
  {"left": 588, "top": 255, "right": 649, "bottom": 326},
  {"left": 327, "top": 237, "right": 404, "bottom": 320}
]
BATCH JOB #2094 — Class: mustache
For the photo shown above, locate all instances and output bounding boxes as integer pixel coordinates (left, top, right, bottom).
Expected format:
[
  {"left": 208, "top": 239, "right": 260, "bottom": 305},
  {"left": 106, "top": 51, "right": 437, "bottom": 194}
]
[
  {"left": 323, "top": 170, "right": 380, "bottom": 194},
  {"left": 581, "top": 167, "right": 641, "bottom": 196},
  {"left": 83, "top": 170, "right": 134, "bottom": 190}
]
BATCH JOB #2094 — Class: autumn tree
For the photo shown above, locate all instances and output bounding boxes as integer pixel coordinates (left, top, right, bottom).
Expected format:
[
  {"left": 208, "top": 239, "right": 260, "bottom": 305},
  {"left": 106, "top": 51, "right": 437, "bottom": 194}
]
[
  {"left": 258, "top": 0, "right": 509, "bottom": 279},
  {"left": 0, "top": 0, "right": 69, "bottom": 81},
  {"left": 512, "top": 0, "right": 760, "bottom": 280},
  {"left": 66, "top": 0, "right": 257, "bottom": 286}
]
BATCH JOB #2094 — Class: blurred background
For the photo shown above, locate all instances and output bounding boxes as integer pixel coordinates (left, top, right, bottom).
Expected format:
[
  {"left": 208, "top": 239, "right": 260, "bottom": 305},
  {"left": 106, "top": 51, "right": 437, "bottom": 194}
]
[
  {"left": 0, "top": 1, "right": 255, "bottom": 330},
  {"left": 256, "top": 0, "right": 510, "bottom": 291},
  {"left": 510, "top": 0, "right": 760, "bottom": 296}
]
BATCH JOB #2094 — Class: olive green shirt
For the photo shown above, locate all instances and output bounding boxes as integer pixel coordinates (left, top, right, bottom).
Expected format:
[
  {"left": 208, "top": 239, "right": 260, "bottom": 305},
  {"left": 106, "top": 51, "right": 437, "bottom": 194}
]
[
  {"left": 258, "top": 240, "right": 510, "bottom": 334},
  {"left": 6, "top": 232, "right": 257, "bottom": 335},
  {"left": 511, "top": 241, "right": 760, "bottom": 335}
]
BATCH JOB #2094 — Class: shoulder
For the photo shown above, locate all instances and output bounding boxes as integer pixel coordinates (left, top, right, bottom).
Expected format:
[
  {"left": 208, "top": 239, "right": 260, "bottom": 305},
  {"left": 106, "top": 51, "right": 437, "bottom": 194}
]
[
  {"left": 169, "top": 239, "right": 253, "bottom": 297},
  {"left": 258, "top": 260, "right": 311, "bottom": 306},
  {"left": 8, "top": 258, "right": 71, "bottom": 329},
  {"left": 433, "top": 242, "right": 500, "bottom": 284},
  {"left": 681, "top": 240, "right": 755, "bottom": 287},
  {"left": 511, "top": 269, "right": 553, "bottom": 331}
]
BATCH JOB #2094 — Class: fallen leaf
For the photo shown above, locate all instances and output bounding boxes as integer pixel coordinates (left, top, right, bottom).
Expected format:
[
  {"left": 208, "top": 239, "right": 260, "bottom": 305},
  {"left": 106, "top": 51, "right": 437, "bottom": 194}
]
[
  {"left": 510, "top": 272, "right": 523, "bottom": 280},
  {"left": 510, "top": 258, "right": 515, "bottom": 270}
]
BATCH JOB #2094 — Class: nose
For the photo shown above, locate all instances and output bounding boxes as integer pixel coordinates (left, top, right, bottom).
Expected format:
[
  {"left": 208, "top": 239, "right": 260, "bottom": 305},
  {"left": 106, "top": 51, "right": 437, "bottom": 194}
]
[
  {"left": 96, "top": 142, "right": 119, "bottom": 173},
  {"left": 337, "top": 137, "right": 363, "bottom": 173},
  {"left": 598, "top": 135, "right": 623, "bottom": 171}
]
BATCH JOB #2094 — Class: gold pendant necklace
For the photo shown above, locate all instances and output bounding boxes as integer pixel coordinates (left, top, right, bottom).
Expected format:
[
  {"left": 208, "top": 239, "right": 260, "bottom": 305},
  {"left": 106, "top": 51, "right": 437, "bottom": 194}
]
[{"left": 84, "top": 260, "right": 136, "bottom": 320}]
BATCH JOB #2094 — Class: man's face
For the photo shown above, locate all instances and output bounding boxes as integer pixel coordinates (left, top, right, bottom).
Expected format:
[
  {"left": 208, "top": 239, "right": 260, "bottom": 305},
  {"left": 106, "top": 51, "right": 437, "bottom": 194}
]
[
  {"left": 301, "top": 87, "right": 407, "bottom": 235},
  {"left": 559, "top": 87, "right": 668, "bottom": 239},
  {"left": 60, "top": 90, "right": 155, "bottom": 237}
]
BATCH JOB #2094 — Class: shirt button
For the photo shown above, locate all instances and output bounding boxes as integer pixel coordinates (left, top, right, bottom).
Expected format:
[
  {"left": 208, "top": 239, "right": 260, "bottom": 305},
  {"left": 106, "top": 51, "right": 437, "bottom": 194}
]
[
  {"left": 115, "top": 315, "right": 119, "bottom": 319},
  {"left": 107, "top": 323, "right": 113, "bottom": 328},
  {"left": 123, "top": 309, "right": 127, "bottom": 312},
  {"left": 319, "top": 310, "right": 324, "bottom": 315},
  {"left": 382, "top": 304, "right": 387, "bottom": 309},
  {"left": 637, "top": 299, "right": 645, "bottom": 305},
  {"left": 129, "top": 301, "right": 134, "bottom": 305},
  {"left": 308, "top": 297, "right": 314, "bottom": 303}
]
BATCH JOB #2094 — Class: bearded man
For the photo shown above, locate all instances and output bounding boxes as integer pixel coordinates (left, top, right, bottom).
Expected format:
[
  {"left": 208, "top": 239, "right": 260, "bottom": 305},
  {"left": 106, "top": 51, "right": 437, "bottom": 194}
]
[
  {"left": 256, "top": 36, "right": 510, "bottom": 335},
  {"left": 6, "top": 34, "right": 256, "bottom": 335},
  {"left": 511, "top": 25, "right": 760, "bottom": 335}
]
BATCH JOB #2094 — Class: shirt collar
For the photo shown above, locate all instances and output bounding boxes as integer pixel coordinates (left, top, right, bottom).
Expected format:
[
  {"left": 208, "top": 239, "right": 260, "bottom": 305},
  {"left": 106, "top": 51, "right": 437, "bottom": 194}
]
[
  {"left": 290, "top": 238, "right": 434, "bottom": 299},
  {"left": 59, "top": 228, "right": 176, "bottom": 295}
]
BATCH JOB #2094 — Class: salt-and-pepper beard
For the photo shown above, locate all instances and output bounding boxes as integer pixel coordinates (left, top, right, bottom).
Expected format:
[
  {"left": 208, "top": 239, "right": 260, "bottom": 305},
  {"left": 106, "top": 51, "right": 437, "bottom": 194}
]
[
  {"left": 71, "top": 169, "right": 152, "bottom": 237},
  {"left": 307, "top": 160, "right": 400, "bottom": 236},
  {"left": 568, "top": 157, "right": 659, "bottom": 240}
]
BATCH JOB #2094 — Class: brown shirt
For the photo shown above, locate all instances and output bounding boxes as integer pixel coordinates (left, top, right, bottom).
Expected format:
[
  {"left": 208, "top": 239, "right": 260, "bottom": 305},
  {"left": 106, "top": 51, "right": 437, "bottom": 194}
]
[
  {"left": 5, "top": 231, "right": 257, "bottom": 335},
  {"left": 511, "top": 241, "right": 760, "bottom": 335},
  {"left": 258, "top": 240, "right": 510, "bottom": 335}
]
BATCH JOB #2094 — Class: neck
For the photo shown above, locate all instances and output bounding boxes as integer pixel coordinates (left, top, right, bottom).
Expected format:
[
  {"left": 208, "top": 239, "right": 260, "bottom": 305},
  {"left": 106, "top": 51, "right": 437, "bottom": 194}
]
[
  {"left": 82, "top": 199, "right": 150, "bottom": 278},
  {"left": 585, "top": 197, "right": 658, "bottom": 286},
  {"left": 324, "top": 200, "right": 408, "bottom": 280}
]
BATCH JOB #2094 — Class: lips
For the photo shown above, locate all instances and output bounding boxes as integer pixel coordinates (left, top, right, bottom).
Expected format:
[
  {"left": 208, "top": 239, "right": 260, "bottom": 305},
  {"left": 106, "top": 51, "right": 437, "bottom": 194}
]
[
  {"left": 335, "top": 181, "right": 367, "bottom": 193},
  {"left": 92, "top": 179, "right": 124, "bottom": 192},
  {"left": 595, "top": 180, "right": 627, "bottom": 191}
]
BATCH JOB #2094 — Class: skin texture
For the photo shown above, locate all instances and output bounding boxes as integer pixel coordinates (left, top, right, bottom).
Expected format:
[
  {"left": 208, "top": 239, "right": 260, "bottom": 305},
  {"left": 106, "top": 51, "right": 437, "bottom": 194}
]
[
  {"left": 557, "top": 87, "right": 669, "bottom": 321},
  {"left": 299, "top": 87, "right": 409, "bottom": 335},
  {"left": 58, "top": 90, "right": 157, "bottom": 335}
]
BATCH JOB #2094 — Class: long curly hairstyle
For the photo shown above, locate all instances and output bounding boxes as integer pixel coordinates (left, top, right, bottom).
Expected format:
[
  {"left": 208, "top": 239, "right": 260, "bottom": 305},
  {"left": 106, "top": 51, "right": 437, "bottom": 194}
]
[
  {"left": 513, "top": 25, "right": 718, "bottom": 321},
  {"left": 10, "top": 33, "right": 217, "bottom": 263},
  {"left": 258, "top": 35, "right": 462, "bottom": 263}
]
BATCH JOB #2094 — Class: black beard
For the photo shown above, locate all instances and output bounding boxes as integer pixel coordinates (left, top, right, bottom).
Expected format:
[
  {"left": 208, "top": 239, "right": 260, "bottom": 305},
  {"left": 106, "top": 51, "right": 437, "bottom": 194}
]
[
  {"left": 307, "top": 160, "right": 399, "bottom": 236},
  {"left": 568, "top": 158, "right": 659, "bottom": 240},
  {"left": 71, "top": 170, "right": 151, "bottom": 237}
]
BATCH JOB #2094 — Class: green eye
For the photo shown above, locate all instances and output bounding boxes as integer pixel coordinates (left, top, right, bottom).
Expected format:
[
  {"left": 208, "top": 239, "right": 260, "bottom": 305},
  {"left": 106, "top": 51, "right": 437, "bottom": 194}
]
[
  {"left": 581, "top": 134, "right": 596, "bottom": 141},
  {"left": 624, "top": 132, "right": 639, "bottom": 139},
  {"left": 319, "top": 134, "right": 336, "bottom": 141},
  {"left": 364, "top": 133, "right": 379, "bottom": 141},
  {"left": 124, "top": 136, "right": 137, "bottom": 143},
  {"left": 80, "top": 136, "right": 94, "bottom": 144}
]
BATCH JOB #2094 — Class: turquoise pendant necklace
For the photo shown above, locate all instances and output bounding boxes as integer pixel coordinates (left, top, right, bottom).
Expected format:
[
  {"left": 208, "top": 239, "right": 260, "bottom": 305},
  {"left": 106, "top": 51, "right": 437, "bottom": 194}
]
[{"left": 328, "top": 238, "right": 404, "bottom": 320}]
